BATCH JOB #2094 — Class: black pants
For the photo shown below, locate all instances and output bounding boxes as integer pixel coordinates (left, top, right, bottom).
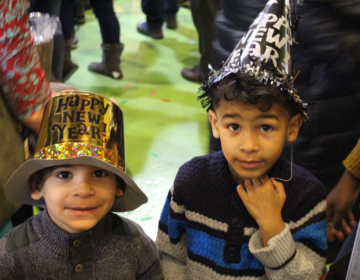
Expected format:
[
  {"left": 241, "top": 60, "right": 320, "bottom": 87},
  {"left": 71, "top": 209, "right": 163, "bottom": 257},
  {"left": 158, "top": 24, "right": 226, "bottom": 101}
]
[
  {"left": 141, "top": 0, "right": 179, "bottom": 28},
  {"left": 60, "top": 0, "right": 77, "bottom": 41},
  {"left": 61, "top": 0, "right": 120, "bottom": 44},
  {"left": 90, "top": 0, "right": 120, "bottom": 44},
  {"left": 190, "top": 0, "right": 221, "bottom": 78}
]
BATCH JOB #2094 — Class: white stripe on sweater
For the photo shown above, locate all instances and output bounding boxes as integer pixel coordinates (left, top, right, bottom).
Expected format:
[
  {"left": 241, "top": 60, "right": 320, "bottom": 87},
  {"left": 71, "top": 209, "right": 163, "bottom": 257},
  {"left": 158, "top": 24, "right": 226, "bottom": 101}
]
[
  {"left": 169, "top": 193, "right": 326, "bottom": 237},
  {"left": 288, "top": 200, "right": 326, "bottom": 230}
]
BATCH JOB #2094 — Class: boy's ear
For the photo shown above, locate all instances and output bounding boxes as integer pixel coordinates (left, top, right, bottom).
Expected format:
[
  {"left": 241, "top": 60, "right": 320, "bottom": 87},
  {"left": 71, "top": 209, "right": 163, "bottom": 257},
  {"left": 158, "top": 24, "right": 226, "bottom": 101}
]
[
  {"left": 30, "top": 175, "right": 43, "bottom": 201},
  {"left": 287, "top": 113, "right": 303, "bottom": 142},
  {"left": 208, "top": 110, "right": 220, "bottom": 139},
  {"left": 115, "top": 188, "right": 124, "bottom": 198}
]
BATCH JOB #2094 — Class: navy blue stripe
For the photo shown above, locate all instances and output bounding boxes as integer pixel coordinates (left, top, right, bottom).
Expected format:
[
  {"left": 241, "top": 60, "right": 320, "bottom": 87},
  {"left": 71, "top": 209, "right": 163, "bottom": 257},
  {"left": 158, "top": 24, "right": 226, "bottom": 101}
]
[
  {"left": 159, "top": 221, "right": 184, "bottom": 245},
  {"left": 186, "top": 219, "right": 252, "bottom": 243}
]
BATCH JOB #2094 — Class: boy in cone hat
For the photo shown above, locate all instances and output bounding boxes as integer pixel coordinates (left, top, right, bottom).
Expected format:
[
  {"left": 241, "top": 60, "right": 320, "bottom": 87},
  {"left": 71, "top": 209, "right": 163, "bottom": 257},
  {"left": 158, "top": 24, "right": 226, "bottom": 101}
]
[
  {"left": 156, "top": 0, "right": 327, "bottom": 279},
  {"left": 0, "top": 91, "right": 163, "bottom": 279}
]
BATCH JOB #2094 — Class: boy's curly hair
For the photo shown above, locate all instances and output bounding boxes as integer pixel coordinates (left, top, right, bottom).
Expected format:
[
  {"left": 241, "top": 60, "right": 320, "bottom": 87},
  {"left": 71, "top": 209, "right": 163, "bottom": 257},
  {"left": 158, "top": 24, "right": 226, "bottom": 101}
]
[{"left": 200, "top": 72, "right": 298, "bottom": 117}]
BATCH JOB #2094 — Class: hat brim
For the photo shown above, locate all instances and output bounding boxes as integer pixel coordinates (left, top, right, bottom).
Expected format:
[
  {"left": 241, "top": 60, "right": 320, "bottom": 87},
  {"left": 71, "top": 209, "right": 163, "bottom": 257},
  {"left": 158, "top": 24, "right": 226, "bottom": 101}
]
[{"left": 5, "top": 156, "right": 148, "bottom": 212}]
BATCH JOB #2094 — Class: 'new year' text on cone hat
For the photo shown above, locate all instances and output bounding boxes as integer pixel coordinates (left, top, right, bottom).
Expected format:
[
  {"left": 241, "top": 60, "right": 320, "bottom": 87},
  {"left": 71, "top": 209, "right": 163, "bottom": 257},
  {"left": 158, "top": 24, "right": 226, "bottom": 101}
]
[
  {"left": 5, "top": 91, "right": 148, "bottom": 212},
  {"left": 199, "top": 0, "right": 309, "bottom": 122}
]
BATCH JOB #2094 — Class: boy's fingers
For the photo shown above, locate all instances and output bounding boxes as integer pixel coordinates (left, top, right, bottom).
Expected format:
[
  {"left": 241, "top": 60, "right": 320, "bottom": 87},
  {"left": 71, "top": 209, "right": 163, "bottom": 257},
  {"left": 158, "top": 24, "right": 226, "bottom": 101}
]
[
  {"left": 260, "top": 174, "right": 270, "bottom": 185},
  {"left": 270, "top": 178, "right": 285, "bottom": 193},
  {"left": 237, "top": 184, "right": 247, "bottom": 200},
  {"left": 251, "top": 178, "right": 262, "bottom": 189},
  {"left": 244, "top": 179, "right": 254, "bottom": 192}
]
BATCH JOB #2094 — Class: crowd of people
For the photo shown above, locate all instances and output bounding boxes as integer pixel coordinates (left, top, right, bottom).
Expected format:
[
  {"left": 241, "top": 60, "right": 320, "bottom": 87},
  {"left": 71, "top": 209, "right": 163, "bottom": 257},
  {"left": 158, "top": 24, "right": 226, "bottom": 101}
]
[{"left": 0, "top": 0, "right": 359, "bottom": 279}]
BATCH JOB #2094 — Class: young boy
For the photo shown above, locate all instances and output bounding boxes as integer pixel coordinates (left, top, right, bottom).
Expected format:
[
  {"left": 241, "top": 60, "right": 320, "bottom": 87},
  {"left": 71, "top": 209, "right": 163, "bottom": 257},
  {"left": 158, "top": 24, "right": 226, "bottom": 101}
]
[
  {"left": 156, "top": 1, "right": 327, "bottom": 279},
  {"left": 0, "top": 91, "right": 163, "bottom": 279}
]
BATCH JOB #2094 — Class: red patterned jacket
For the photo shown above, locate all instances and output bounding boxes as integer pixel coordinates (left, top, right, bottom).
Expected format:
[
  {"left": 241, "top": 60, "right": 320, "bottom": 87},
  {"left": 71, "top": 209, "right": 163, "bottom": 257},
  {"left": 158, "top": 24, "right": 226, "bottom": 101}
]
[{"left": 0, "top": 0, "right": 50, "bottom": 120}]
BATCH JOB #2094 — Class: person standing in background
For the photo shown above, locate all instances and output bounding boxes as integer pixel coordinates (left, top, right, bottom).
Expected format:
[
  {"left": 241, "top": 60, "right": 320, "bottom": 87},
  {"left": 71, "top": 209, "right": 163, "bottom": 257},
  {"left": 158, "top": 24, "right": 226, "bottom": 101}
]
[{"left": 0, "top": 0, "right": 52, "bottom": 237}]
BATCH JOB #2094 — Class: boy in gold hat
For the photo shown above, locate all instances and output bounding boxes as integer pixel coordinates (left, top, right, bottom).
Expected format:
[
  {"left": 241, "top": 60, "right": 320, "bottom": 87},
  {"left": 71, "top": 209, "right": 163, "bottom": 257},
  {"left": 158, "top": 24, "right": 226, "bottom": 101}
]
[{"left": 0, "top": 91, "right": 163, "bottom": 279}]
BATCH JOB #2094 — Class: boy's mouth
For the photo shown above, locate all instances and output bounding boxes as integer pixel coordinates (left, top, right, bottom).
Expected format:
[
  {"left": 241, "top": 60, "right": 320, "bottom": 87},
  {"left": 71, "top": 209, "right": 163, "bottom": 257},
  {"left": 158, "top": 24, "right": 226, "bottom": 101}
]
[
  {"left": 238, "top": 160, "right": 262, "bottom": 169},
  {"left": 66, "top": 207, "right": 99, "bottom": 215}
]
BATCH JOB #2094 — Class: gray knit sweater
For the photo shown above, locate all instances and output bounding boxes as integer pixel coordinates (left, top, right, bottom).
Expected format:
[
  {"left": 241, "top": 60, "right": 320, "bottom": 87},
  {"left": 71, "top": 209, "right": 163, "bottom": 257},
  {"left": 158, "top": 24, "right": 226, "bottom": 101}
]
[{"left": 0, "top": 210, "right": 163, "bottom": 280}]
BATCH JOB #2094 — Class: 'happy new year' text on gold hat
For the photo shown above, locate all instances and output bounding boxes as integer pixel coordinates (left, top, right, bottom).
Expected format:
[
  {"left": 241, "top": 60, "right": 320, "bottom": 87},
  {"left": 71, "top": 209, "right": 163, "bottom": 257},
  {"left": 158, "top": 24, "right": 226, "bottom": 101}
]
[{"left": 5, "top": 91, "right": 147, "bottom": 212}]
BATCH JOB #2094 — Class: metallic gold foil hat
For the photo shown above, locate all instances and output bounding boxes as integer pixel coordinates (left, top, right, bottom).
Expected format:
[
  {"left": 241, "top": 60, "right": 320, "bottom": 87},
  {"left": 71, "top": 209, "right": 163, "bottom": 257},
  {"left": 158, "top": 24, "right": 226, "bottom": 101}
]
[{"left": 5, "top": 91, "right": 148, "bottom": 212}]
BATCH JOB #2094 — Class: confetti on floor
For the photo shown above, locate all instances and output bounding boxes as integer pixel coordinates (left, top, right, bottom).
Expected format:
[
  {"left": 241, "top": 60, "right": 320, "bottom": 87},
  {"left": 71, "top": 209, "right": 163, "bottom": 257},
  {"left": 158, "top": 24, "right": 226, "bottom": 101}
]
[
  {"left": 121, "top": 100, "right": 128, "bottom": 104},
  {"left": 125, "top": 83, "right": 132, "bottom": 88},
  {"left": 150, "top": 90, "right": 156, "bottom": 95},
  {"left": 134, "top": 54, "right": 142, "bottom": 57},
  {"left": 150, "top": 152, "right": 159, "bottom": 157},
  {"left": 189, "top": 40, "right": 196, "bottom": 44},
  {"left": 141, "top": 217, "right": 152, "bottom": 221},
  {"left": 162, "top": 99, "right": 170, "bottom": 102},
  {"left": 125, "top": 138, "right": 128, "bottom": 142}
]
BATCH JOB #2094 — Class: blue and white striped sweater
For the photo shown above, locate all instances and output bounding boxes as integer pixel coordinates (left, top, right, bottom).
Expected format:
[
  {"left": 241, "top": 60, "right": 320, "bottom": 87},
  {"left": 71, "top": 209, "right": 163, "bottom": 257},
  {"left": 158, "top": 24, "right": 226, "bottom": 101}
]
[{"left": 156, "top": 151, "right": 327, "bottom": 279}]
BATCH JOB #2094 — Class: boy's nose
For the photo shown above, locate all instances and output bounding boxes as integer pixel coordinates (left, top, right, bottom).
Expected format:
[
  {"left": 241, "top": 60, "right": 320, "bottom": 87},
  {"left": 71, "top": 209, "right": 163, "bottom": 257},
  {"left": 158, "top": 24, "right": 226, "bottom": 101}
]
[
  {"left": 239, "top": 132, "right": 259, "bottom": 153},
  {"left": 72, "top": 181, "right": 95, "bottom": 197}
]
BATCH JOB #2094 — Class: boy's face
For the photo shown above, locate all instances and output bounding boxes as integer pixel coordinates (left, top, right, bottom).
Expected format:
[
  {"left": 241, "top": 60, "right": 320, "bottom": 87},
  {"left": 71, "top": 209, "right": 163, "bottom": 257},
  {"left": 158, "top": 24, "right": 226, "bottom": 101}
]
[
  {"left": 31, "top": 165, "right": 123, "bottom": 234},
  {"left": 209, "top": 98, "right": 302, "bottom": 182}
]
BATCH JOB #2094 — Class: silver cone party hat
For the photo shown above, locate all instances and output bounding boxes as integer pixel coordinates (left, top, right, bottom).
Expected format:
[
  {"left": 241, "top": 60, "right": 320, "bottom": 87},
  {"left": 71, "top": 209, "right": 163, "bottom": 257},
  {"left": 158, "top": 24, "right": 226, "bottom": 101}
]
[{"left": 199, "top": 0, "right": 309, "bottom": 121}]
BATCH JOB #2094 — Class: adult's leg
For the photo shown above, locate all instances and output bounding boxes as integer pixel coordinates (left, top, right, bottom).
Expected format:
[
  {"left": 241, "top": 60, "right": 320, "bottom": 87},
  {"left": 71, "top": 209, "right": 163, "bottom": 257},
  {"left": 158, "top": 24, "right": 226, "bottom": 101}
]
[
  {"left": 88, "top": 0, "right": 123, "bottom": 79},
  {"left": 165, "top": 0, "right": 179, "bottom": 29},
  {"left": 190, "top": 0, "right": 221, "bottom": 78},
  {"left": 182, "top": 0, "right": 221, "bottom": 82},
  {"left": 142, "top": 0, "right": 166, "bottom": 28},
  {"left": 137, "top": 0, "right": 165, "bottom": 39},
  {"left": 61, "top": 0, "right": 78, "bottom": 81},
  {"left": 90, "top": 0, "right": 120, "bottom": 44}
]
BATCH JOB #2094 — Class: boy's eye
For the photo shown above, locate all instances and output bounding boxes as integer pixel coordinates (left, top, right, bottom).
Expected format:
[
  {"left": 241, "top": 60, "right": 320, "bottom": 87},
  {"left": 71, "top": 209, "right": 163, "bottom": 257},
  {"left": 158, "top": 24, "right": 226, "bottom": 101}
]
[
  {"left": 229, "top": 124, "right": 241, "bottom": 131},
  {"left": 93, "top": 170, "right": 107, "bottom": 177},
  {"left": 260, "top": 125, "right": 273, "bottom": 132},
  {"left": 56, "top": 171, "right": 72, "bottom": 179}
]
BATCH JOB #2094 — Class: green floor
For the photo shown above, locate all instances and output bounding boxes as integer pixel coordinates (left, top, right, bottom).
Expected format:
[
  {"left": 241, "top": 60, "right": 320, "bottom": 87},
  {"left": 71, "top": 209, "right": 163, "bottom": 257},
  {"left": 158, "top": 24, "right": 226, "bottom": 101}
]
[{"left": 67, "top": 0, "right": 209, "bottom": 239}]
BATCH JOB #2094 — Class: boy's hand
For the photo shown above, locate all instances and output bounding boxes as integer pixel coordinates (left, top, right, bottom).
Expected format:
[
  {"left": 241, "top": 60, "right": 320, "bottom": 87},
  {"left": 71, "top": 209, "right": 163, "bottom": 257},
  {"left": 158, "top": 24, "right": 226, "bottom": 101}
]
[{"left": 237, "top": 175, "right": 286, "bottom": 246}]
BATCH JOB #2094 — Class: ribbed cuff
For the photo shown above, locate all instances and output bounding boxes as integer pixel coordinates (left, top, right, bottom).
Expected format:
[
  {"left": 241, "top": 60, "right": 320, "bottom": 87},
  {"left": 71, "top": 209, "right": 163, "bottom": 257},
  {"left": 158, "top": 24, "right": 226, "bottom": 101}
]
[
  {"left": 343, "top": 140, "right": 360, "bottom": 179},
  {"left": 249, "top": 223, "right": 296, "bottom": 269}
]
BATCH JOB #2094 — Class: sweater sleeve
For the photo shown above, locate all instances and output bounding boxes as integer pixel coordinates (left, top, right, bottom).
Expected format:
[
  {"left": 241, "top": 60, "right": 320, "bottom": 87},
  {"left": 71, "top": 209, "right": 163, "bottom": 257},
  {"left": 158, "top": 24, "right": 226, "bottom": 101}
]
[
  {"left": 135, "top": 228, "right": 164, "bottom": 280},
  {"left": 156, "top": 185, "right": 187, "bottom": 280},
  {"left": 0, "top": 236, "right": 18, "bottom": 279},
  {"left": 0, "top": 0, "right": 51, "bottom": 120},
  {"left": 343, "top": 139, "right": 360, "bottom": 180},
  {"left": 248, "top": 195, "right": 327, "bottom": 280}
]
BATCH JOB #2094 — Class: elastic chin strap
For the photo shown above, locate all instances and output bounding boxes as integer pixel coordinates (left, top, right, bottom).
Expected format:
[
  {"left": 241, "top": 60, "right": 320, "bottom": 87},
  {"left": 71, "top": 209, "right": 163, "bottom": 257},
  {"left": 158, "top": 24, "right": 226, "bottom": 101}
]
[{"left": 271, "top": 143, "right": 293, "bottom": 182}]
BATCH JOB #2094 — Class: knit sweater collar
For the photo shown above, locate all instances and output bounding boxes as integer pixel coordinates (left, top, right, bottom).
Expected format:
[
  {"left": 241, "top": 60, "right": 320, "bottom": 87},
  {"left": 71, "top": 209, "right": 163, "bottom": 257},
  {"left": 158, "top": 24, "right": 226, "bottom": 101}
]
[{"left": 32, "top": 210, "right": 113, "bottom": 258}]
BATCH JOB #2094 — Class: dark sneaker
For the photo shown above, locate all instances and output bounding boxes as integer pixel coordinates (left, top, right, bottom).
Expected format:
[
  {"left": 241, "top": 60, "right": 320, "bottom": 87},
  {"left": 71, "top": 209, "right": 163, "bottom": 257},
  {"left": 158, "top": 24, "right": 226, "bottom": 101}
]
[
  {"left": 166, "top": 14, "right": 177, "bottom": 29},
  {"left": 137, "top": 22, "right": 163, "bottom": 39},
  {"left": 181, "top": 65, "right": 202, "bottom": 83}
]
